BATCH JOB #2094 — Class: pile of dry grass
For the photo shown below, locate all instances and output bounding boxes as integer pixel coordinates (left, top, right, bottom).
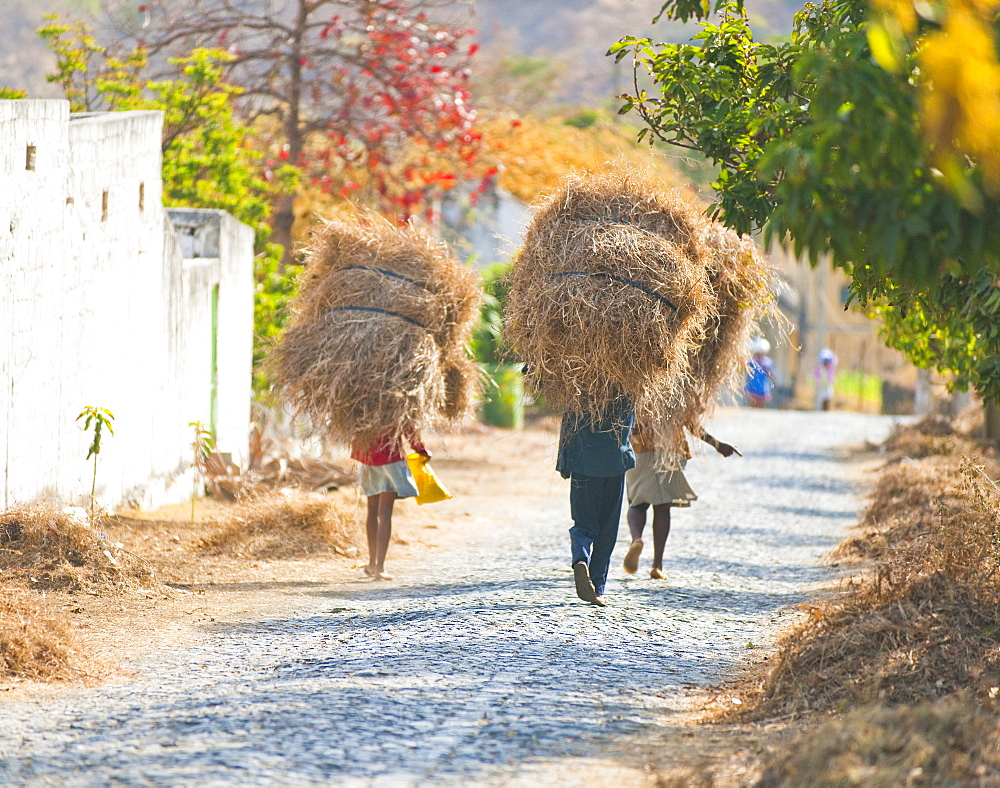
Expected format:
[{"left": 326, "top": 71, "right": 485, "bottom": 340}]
[
  {"left": 0, "top": 592, "right": 75, "bottom": 680},
  {"left": 506, "top": 170, "right": 713, "bottom": 432},
  {"left": 200, "top": 490, "right": 363, "bottom": 560},
  {"left": 881, "top": 413, "right": 974, "bottom": 459},
  {"left": 0, "top": 503, "right": 154, "bottom": 591},
  {"left": 725, "top": 425, "right": 1000, "bottom": 722},
  {"left": 507, "top": 170, "right": 774, "bottom": 459},
  {"left": 271, "top": 215, "right": 481, "bottom": 452},
  {"left": 759, "top": 693, "right": 1000, "bottom": 786},
  {"left": 834, "top": 454, "right": 968, "bottom": 563}
]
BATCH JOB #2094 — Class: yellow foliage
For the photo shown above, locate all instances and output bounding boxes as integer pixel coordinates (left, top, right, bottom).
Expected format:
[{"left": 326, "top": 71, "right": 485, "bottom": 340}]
[
  {"left": 478, "top": 113, "right": 690, "bottom": 204},
  {"left": 878, "top": 0, "right": 1000, "bottom": 190},
  {"left": 919, "top": 4, "right": 1000, "bottom": 189},
  {"left": 871, "top": 0, "right": 918, "bottom": 34}
]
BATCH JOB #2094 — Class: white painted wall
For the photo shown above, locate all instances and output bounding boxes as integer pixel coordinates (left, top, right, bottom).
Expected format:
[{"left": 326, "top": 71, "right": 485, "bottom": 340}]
[
  {"left": 0, "top": 100, "right": 254, "bottom": 511},
  {"left": 441, "top": 180, "right": 530, "bottom": 267}
]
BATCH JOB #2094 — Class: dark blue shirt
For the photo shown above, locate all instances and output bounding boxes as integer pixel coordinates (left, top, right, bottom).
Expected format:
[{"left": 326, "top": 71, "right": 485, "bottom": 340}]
[{"left": 556, "top": 398, "right": 636, "bottom": 478}]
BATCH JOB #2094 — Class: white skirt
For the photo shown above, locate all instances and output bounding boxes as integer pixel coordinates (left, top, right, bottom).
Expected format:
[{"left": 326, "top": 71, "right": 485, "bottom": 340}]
[
  {"left": 358, "top": 459, "right": 419, "bottom": 498},
  {"left": 626, "top": 452, "right": 697, "bottom": 508}
]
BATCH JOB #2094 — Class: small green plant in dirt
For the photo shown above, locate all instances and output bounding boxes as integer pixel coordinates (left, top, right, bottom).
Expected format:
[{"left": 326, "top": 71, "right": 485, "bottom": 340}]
[
  {"left": 76, "top": 406, "right": 114, "bottom": 523},
  {"left": 189, "top": 421, "right": 216, "bottom": 526}
]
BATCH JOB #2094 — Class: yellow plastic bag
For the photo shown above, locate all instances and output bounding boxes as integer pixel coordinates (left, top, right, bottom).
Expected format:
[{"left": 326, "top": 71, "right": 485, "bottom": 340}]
[{"left": 405, "top": 453, "right": 452, "bottom": 505}]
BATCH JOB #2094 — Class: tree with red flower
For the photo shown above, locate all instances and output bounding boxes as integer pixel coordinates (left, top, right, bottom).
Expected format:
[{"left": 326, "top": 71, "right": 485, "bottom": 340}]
[{"left": 104, "top": 0, "right": 478, "bottom": 261}]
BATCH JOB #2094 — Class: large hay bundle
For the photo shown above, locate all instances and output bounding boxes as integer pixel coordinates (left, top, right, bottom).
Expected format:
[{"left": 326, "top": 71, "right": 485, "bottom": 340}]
[
  {"left": 271, "top": 217, "right": 481, "bottom": 450},
  {"left": 506, "top": 171, "right": 713, "bottom": 424},
  {"left": 654, "top": 223, "right": 777, "bottom": 456}
]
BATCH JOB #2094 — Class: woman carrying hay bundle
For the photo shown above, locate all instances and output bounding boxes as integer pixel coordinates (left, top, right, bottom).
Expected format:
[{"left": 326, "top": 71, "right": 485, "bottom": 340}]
[
  {"left": 270, "top": 214, "right": 481, "bottom": 581},
  {"left": 351, "top": 426, "right": 429, "bottom": 581},
  {"left": 623, "top": 223, "right": 772, "bottom": 579}
]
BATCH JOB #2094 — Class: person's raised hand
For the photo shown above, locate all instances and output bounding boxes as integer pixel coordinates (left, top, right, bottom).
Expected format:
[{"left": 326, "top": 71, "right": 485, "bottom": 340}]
[{"left": 716, "top": 442, "right": 741, "bottom": 458}]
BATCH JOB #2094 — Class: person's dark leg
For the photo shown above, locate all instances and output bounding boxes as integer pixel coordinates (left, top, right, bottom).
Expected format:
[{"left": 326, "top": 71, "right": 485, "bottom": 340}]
[
  {"left": 374, "top": 491, "right": 397, "bottom": 579},
  {"left": 627, "top": 503, "right": 648, "bottom": 542},
  {"left": 568, "top": 473, "right": 598, "bottom": 567},
  {"left": 568, "top": 473, "right": 600, "bottom": 603},
  {"left": 623, "top": 503, "right": 647, "bottom": 574},
  {"left": 587, "top": 474, "right": 625, "bottom": 598},
  {"left": 650, "top": 504, "right": 671, "bottom": 578},
  {"left": 364, "top": 494, "right": 379, "bottom": 576}
]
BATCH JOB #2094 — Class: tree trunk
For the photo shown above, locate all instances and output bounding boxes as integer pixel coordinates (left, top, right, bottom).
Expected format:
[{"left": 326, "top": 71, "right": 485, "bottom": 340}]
[
  {"left": 273, "top": 193, "right": 296, "bottom": 267},
  {"left": 985, "top": 399, "right": 1000, "bottom": 441},
  {"left": 273, "top": 0, "right": 307, "bottom": 269}
]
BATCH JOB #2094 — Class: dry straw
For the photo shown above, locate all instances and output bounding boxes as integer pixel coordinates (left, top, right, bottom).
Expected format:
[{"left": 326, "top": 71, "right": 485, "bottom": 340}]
[
  {"left": 0, "top": 503, "right": 153, "bottom": 591},
  {"left": 270, "top": 215, "right": 481, "bottom": 451},
  {"left": 1, "top": 592, "right": 75, "bottom": 680},
  {"left": 507, "top": 170, "right": 713, "bottom": 430},
  {"left": 200, "top": 490, "right": 363, "bottom": 560}
]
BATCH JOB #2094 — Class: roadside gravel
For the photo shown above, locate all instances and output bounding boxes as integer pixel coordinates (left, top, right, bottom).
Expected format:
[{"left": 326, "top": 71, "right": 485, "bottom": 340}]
[{"left": 0, "top": 409, "right": 897, "bottom": 786}]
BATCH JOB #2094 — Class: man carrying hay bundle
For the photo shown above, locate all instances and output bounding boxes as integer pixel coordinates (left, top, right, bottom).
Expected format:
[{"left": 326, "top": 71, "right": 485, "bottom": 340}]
[
  {"left": 509, "top": 170, "right": 776, "bottom": 603},
  {"left": 507, "top": 170, "right": 714, "bottom": 606},
  {"left": 270, "top": 214, "right": 481, "bottom": 579}
]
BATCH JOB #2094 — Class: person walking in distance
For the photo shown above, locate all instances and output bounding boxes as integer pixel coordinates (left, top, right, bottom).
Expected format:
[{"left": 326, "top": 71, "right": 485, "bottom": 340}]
[
  {"left": 557, "top": 396, "right": 635, "bottom": 607},
  {"left": 814, "top": 348, "right": 837, "bottom": 411},
  {"left": 622, "top": 421, "right": 740, "bottom": 579},
  {"left": 351, "top": 426, "right": 429, "bottom": 580},
  {"left": 745, "top": 337, "right": 775, "bottom": 408}
]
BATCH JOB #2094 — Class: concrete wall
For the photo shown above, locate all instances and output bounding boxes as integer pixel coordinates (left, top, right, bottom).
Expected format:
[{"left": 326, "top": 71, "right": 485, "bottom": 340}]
[
  {"left": 441, "top": 179, "right": 530, "bottom": 267},
  {"left": 1, "top": 100, "right": 254, "bottom": 510}
]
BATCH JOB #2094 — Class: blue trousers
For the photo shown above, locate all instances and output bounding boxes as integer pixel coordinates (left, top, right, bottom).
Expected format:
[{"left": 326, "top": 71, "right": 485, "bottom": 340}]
[{"left": 569, "top": 472, "right": 626, "bottom": 595}]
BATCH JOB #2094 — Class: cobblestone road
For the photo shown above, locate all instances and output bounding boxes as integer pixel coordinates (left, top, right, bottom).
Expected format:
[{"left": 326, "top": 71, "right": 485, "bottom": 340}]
[{"left": 0, "top": 410, "right": 896, "bottom": 786}]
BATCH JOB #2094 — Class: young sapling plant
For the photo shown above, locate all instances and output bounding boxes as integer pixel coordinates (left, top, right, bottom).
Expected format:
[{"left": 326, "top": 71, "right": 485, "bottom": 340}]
[{"left": 76, "top": 406, "right": 115, "bottom": 523}]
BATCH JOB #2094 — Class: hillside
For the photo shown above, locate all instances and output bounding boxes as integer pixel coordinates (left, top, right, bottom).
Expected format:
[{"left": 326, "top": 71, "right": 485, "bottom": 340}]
[
  {"left": 472, "top": 0, "right": 802, "bottom": 104},
  {"left": 4, "top": 1, "right": 804, "bottom": 102}
]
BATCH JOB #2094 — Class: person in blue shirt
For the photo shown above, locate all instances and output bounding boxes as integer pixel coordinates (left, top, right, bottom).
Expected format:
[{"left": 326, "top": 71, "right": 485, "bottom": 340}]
[
  {"left": 745, "top": 337, "right": 775, "bottom": 408},
  {"left": 556, "top": 396, "right": 635, "bottom": 607}
]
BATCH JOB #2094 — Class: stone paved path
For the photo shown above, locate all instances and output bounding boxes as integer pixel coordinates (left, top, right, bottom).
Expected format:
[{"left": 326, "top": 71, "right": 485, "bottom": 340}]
[{"left": 0, "top": 410, "right": 896, "bottom": 786}]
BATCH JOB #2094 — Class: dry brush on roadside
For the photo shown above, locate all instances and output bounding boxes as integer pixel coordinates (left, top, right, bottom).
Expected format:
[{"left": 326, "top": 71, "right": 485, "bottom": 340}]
[
  {"left": 758, "top": 692, "right": 1000, "bottom": 786},
  {"left": 0, "top": 503, "right": 155, "bottom": 592},
  {"left": 0, "top": 592, "right": 77, "bottom": 681},
  {"left": 719, "top": 415, "right": 1000, "bottom": 785},
  {"left": 198, "top": 490, "right": 363, "bottom": 560},
  {"left": 0, "top": 502, "right": 157, "bottom": 681}
]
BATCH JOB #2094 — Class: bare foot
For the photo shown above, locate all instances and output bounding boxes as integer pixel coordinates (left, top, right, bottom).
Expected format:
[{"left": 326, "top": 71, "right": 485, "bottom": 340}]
[
  {"left": 374, "top": 571, "right": 395, "bottom": 581},
  {"left": 623, "top": 539, "right": 643, "bottom": 574},
  {"left": 363, "top": 565, "right": 376, "bottom": 577},
  {"left": 649, "top": 567, "right": 665, "bottom": 580}
]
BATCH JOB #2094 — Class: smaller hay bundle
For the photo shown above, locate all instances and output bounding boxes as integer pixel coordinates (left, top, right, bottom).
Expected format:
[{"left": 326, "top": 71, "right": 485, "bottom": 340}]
[
  {"left": 654, "top": 223, "right": 777, "bottom": 455},
  {"left": 271, "top": 216, "right": 481, "bottom": 451},
  {"left": 506, "top": 171, "right": 713, "bottom": 420}
]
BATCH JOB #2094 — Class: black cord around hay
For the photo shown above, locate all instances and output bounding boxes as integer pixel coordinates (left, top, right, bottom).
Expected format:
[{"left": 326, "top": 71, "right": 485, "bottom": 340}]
[
  {"left": 328, "top": 305, "right": 426, "bottom": 328},
  {"left": 551, "top": 271, "right": 678, "bottom": 311},
  {"left": 340, "top": 265, "right": 418, "bottom": 285}
]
